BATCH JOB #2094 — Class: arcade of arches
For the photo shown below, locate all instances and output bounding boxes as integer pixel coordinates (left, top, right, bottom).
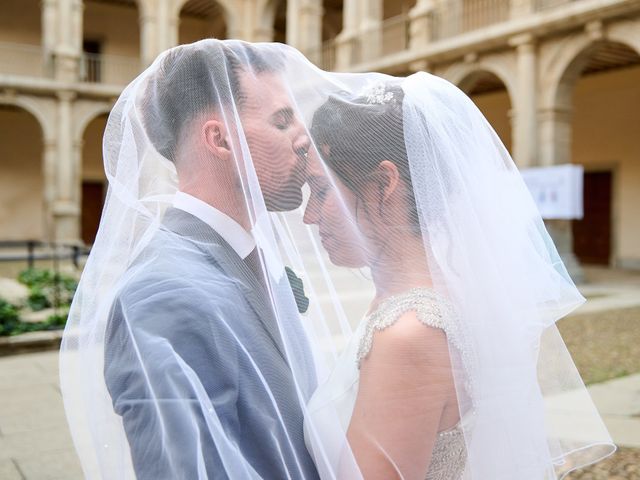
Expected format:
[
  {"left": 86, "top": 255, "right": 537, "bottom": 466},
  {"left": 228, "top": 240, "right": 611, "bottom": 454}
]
[{"left": 0, "top": 0, "right": 639, "bottom": 272}]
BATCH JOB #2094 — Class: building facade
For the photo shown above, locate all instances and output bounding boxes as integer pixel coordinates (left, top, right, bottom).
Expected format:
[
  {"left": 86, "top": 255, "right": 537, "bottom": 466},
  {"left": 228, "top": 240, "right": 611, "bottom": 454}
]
[{"left": 1, "top": 0, "right": 639, "bottom": 270}]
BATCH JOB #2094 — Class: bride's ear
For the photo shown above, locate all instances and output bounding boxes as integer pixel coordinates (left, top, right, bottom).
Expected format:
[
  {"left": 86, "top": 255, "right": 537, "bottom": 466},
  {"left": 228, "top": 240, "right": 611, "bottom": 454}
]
[
  {"left": 202, "top": 119, "right": 231, "bottom": 157},
  {"left": 377, "top": 160, "right": 400, "bottom": 202}
]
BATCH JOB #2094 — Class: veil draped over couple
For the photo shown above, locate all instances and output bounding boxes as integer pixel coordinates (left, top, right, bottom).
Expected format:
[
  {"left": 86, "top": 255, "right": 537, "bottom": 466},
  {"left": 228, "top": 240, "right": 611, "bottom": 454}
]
[{"left": 60, "top": 40, "right": 614, "bottom": 479}]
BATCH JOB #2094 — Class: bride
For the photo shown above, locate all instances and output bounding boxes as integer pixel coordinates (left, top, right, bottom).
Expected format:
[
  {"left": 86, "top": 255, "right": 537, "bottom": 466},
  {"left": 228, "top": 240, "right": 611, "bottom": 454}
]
[{"left": 301, "top": 74, "right": 614, "bottom": 479}]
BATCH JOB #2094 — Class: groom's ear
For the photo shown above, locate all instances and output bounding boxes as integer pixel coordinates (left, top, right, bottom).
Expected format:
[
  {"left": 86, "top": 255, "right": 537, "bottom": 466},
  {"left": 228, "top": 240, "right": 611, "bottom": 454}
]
[{"left": 202, "top": 119, "right": 231, "bottom": 158}]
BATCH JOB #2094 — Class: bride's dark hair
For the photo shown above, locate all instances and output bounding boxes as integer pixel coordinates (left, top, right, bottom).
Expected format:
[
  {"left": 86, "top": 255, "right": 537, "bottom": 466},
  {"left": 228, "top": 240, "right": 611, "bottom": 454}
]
[{"left": 310, "top": 85, "right": 420, "bottom": 233}]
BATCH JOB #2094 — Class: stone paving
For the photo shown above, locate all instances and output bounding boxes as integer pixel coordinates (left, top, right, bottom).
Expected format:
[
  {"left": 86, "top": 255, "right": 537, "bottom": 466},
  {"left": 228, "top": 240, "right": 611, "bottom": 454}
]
[
  {"left": 0, "top": 266, "right": 638, "bottom": 479},
  {"left": 1, "top": 350, "right": 639, "bottom": 479},
  {"left": 0, "top": 351, "right": 83, "bottom": 479}
]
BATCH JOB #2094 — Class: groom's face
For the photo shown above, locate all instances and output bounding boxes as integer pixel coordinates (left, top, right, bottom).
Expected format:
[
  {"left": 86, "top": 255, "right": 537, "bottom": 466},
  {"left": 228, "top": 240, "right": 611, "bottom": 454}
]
[{"left": 237, "top": 71, "right": 310, "bottom": 211}]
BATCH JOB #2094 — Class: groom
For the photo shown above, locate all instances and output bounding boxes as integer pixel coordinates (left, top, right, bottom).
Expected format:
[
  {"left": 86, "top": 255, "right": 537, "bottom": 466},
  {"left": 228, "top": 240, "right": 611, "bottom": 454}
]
[{"left": 104, "top": 41, "right": 319, "bottom": 479}]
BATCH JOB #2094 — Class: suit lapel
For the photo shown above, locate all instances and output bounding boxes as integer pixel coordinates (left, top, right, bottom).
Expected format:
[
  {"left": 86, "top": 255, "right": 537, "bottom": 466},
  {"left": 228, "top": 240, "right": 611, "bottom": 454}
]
[{"left": 162, "top": 208, "right": 289, "bottom": 364}]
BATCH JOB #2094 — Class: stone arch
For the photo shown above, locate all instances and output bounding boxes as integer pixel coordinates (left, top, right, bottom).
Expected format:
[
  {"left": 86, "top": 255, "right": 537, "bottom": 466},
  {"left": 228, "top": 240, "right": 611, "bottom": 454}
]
[
  {"left": 0, "top": 101, "right": 47, "bottom": 240},
  {"left": 441, "top": 60, "right": 516, "bottom": 105},
  {"left": 322, "top": 0, "right": 343, "bottom": 42},
  {"left": 74, "top": 102, "right": 112, "bottom": 145},
  {"left": 0, "top": 94, "right": 53, "bottom": 143},
  {"left": 177, "top": 0, "right": 230, "bottom": 44},
  {"left": 173, "top": 0, "right": 234, "bottom": 18},
  {"left": 442, "top": 62, "right": 515, "bottom": 153},
  {"left": 554, "top": 31, "right": 640, "bottom": 268},
  {"left": 540, "top": 30, "right": 640, "bottom": 109},
  {"left": 608, "top": 17, "right": 640, "bottom": 55},
  {"left": 257, "top": 0, "right": 286, "bottom": 43}
]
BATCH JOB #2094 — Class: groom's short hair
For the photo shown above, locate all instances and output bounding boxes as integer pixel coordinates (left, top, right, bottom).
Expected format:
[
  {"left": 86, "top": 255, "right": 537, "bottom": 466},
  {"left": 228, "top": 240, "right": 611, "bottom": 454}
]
[{"left": 142, "top": 40, "right": 283, "bottom": 163}]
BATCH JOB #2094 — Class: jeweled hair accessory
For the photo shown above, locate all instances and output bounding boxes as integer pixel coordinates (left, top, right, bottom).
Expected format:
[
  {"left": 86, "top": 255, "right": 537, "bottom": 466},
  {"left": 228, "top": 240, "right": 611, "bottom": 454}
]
[{"left": 363, "top": 82, "right": 394, "bottom": 105}]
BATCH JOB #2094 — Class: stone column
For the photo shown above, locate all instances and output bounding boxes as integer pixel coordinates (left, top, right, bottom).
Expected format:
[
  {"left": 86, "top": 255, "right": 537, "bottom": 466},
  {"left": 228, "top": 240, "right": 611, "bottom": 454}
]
[
  {"left": 334, "top": 0, "right": 383, "bottom": 68},
  {"left": 286, "top": 0, "right": 323, "bottom": 63},
  {"left": 335, "top": 0, "right": 360, "bottom": 69},
  {"left": 53, "top": 91, "right": 81, "bottom": 243},
  {"left": 538, "top": 106, "right": 572, "bottom": 167},
  {"left": 409, "top": 0, "right": 435, "bottom": 49},
  {"left": 42, "top": 139, "right": 58, "bottom": 242},
  {"left": 224, "top": 0, "right": 254, "bottom": 40},
  {"left": 509, "top": 33, "right": 537, "bottom": 169},
  {"left": 509, "top": 0, "right": 535, "bottom": 19},
  {"left": 139, "top": 0, "right": 180, "bottom": 66},
  {"left": 54, "top": 0, "right": 83, "bottom": 82},
  {"left": 358, "top": 0, "right": 383, "bottom": 63},
  {"left": 41, "top": 0, "right": 58, "bottom": 77},
  {"left": 161, "top": 0, "right": 181, "bottom": 51},
  {"left": 537, "top": 105, "right": 583, "bottom": 282},
  {"left": 139, "top": 10, "right": 158, "bottom": 66}
]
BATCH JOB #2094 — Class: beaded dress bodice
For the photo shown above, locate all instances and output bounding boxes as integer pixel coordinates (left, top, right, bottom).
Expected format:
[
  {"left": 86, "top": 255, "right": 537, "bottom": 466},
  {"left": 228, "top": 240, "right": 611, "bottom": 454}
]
[{"left": 356, "top": 288, "right": 467, "bottom": 480}]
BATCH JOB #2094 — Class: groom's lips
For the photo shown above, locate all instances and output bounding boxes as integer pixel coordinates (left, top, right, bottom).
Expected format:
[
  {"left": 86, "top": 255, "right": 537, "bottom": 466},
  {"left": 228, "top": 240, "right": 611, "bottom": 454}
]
[{"left": 320, "top": 233, "right": 332, "bottom": 244}]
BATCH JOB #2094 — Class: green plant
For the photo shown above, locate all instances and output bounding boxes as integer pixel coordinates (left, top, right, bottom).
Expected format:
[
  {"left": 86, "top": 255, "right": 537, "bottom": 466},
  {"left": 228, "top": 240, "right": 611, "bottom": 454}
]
[
  {"left": 18, "top": 268, "right": 78, "bottom": 309},
  {"left": 27, "top": 287, "right": 50, "bottom": 311},
  {"left": 0, "top": 299, "right": 20, "bottom": 336},
  {"left": 45, "top": 313, "right": 68, "bottom": 328}
]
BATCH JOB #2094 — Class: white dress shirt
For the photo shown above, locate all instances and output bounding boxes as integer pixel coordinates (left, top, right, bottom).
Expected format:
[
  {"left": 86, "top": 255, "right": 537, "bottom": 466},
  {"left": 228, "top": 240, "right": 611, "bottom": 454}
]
[{"left": 173, "top": 191, "right": 284, "bottom": 281}]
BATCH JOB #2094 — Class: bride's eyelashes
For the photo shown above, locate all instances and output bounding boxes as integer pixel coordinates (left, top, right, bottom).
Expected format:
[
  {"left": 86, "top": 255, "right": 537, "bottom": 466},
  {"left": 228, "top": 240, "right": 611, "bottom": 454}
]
[{"left": 314, "top": 185, "right": 329, "bottom": 201}]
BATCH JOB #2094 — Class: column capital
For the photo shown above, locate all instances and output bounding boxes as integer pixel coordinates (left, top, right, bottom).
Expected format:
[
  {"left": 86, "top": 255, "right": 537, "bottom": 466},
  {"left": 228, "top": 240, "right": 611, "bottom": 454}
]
[
  {"left": 409, "top": 59, "right": 430, "bottom": 72},
  {"left": 299, "top": 4, "right": 323, "bottom": 16},
  {"left": 57, "top": 90, "right": 77, "bottom": 102},
  {"left": 508, "top": 33, "right": 535, "bottom": 49},
  {"left": 463, "top": 52, "right": 478, "bottom": 64},
  {"left": 537, "top": 106, "right": 572, "bottom": 123},
  {"left": 52, "top": 200, "right": 80, "bottom": 216},
  {"left": 409, "top": 0, "right": 435, "bottom": 18},
  {"left": 139, "top": 12, "right": 158, "bottom": 22},
  {"left": 0, "top": 88, "right": 18, "bottom": 101},
  {"left": 585, "top": 20, "right": 605, "bottom": 41}
]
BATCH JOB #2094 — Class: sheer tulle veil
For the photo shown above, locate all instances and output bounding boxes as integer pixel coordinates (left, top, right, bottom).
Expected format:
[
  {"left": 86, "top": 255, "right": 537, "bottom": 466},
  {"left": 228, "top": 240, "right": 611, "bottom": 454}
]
[{"left": 59, "top": 39, "right": 614, "bottom": 479}]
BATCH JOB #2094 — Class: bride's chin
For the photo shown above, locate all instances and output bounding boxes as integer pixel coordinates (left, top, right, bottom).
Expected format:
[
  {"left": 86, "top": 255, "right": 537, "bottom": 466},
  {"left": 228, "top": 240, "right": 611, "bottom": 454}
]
[{"left": 328, "top": 251, "right": 367, "bottom": 269}]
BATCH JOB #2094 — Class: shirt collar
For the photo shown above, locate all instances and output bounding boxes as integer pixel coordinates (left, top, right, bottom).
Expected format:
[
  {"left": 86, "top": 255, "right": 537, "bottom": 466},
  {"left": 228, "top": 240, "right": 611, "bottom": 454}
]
[
  {"left": 172, "top": 192, "right": 285, "bottom": 282},
  {"left": 173, "top": 191, "right": 255, "bottom": 260}
]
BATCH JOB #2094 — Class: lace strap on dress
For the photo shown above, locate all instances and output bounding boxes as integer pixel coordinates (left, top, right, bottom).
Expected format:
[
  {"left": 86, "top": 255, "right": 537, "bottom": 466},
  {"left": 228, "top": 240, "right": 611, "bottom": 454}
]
[{"left": 356, "top": 287, "right": 459, "bottom": 369}]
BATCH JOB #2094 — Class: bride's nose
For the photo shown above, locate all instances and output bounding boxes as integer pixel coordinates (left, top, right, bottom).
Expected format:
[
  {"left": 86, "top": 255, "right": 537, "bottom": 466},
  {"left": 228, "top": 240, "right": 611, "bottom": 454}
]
[
  {"left": 303, "top": 200, "right": 319, "bottom": 226},
  {"left": 293, "top": 131, "right": 310, "bottom": 159}
]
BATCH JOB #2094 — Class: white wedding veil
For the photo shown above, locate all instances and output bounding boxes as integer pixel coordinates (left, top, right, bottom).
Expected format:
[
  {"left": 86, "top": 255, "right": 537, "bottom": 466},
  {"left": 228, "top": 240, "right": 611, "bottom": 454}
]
[{"left": 59, "top": 39, "right": 613, "bottom": 479}]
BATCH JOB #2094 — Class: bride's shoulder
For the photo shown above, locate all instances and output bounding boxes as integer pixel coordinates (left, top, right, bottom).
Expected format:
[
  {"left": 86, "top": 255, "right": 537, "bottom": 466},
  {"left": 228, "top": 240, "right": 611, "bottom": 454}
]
[
  {"left": 368, "top": 310, "right": 450, "bottom": 362},
  {"left": 357, "top": 288, "right": 456, "bottom": 368}
]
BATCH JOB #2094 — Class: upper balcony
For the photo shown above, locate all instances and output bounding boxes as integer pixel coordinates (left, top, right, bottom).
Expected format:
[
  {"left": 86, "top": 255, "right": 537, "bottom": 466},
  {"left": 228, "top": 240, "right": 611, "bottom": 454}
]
[
  {"left": 316, "top": 0, "right": 635, "bottom": 71},
  {"left": 0, "top": 0, "right": 142, "bottom": 88}
]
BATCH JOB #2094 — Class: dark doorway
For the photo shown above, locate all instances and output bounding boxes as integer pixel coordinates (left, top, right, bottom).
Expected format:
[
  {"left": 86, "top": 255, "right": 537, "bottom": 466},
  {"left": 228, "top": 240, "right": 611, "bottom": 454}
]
[
  {"left": 82, "top": 39, "right": 102, "bottom": 82},
  {"left": 81, "top": 181, "right": 105, "bottom": 245},
  {"left": 572, "top": 171, "right": 612, "bottom": 265}
]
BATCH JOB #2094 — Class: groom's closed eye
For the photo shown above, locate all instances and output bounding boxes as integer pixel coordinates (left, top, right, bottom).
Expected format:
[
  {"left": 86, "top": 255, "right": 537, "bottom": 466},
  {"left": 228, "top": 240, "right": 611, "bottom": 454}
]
[{"left": 271, "top": 107, "right": 295, "bottom": 130}]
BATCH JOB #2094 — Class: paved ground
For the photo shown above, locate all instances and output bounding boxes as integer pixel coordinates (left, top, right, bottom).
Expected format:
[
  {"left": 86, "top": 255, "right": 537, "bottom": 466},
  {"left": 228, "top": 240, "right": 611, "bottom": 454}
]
[
  {"left": 0, "top": 351, "right": 82, "bottom": 479},
  {"left": 0, "top": 266, "right": 638, "bottom": 479},
  {"left": 1, "top": 350, "right": 638, "bottom": 479}
]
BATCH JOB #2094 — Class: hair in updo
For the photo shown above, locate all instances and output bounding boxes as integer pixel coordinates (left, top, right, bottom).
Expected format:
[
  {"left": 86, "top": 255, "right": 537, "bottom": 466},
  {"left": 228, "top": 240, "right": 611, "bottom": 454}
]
[{"left": 310, "top": 85, "right": 421, "bottom": 234}]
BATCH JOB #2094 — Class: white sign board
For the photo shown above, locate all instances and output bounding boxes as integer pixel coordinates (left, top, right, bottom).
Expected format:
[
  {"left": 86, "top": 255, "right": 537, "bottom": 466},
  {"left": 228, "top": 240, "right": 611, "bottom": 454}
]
[{"left": 520, "top": 164, "right": 584, "bottom": 220}]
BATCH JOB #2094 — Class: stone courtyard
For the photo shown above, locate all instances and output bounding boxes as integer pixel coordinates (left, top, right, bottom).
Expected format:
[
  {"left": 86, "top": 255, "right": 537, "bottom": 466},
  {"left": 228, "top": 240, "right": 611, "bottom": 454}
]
[{"left": 0, "top": 266, "right": 638, "bottom": 479}]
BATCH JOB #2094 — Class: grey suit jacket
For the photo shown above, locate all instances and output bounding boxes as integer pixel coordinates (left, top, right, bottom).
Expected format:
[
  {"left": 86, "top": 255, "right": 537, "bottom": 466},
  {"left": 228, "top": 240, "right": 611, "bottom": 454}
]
[{"left": 104, "top": 208, "right": 319, "bottom": 479}]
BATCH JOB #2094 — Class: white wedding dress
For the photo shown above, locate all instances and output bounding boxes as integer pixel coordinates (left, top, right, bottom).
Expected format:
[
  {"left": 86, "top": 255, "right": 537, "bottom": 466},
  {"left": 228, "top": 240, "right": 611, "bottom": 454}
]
[{"left": 304, "top": 287, "right": 468, "bottom": 480}]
